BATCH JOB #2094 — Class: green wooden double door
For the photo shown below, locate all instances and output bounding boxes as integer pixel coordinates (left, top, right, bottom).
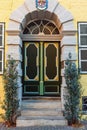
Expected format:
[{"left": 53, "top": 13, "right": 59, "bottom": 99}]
[{"left": 23, "top": 42, "right": 60, "bottom": 96}]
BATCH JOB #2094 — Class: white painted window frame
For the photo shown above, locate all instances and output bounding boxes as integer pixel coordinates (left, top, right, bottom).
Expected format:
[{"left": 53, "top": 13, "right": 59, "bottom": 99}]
[
  {"left": 0, "top": 23, "right": 4, "bottom": 74},
  {"left": 79, "top": 48, "right": 87, "bottom": 74},
  {"left": 78, "top": 23, "right": 87, "bottom": 48},
  {"left": 78, "top": 22, "right": 87, "bottom": 73},
  {"left": 0, "top": 23, "right": 4, "bottom": 48},
  {"left": 0, "top": 49, "right": 4, "bottom": 74},
  {"left": 82, "top": 96, "right": 87, "bottom": 114}
]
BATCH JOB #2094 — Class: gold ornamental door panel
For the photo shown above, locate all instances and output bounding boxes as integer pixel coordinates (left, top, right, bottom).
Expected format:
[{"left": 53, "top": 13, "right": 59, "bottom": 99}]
[
  {"left": 24, "top": 42, "right": 39, "bottom": 81},
  {"left": 44, "top": 42, "right": 59, "bottom": 81}
]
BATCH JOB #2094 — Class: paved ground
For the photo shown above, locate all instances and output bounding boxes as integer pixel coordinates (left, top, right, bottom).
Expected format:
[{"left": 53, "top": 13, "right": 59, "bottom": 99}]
[{"left": 0, "top": 124, "right": 87, "bottom": 130}]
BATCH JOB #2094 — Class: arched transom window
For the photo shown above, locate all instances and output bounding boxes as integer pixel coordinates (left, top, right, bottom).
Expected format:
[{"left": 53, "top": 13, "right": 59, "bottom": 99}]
[{"left": 23, "top": 20, "right": 59, "bottom": 35}]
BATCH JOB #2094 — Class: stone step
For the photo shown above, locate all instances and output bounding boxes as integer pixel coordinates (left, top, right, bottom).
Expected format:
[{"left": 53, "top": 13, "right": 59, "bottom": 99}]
[
  {"left": 22, "top": 100, "right": 62, "bottom": 109},
  {"left": 22, "top": 100, "right": 61, "bottom": 104},
  {"left": 17, "top": 98, "right": 67, "bottom": 127},
  {"left": 17, "top": 116, "right": 67, "bottom": 127},
  {"left": 17, "top": 115, "right": 66, "bottom": 120},
  {"left": 22, "top": 107, "right": 62, "bottom": 111},
  {"left": 22, "top": 96, "right": 61, "bottom": 101},
  {"left": 21, "top": 109, "right": 63, "bottom": 116}
]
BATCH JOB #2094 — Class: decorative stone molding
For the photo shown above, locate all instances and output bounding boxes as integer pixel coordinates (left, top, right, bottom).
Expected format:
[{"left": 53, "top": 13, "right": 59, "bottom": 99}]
[
  {"left": 54, "top": 4, "right": 73, "bottom": 24},
  {"left": 61, "top": 69, "right": 65, "bottom": 77},
  {"left": 7, "top": 0, "right": 75, "bottom": 35},
  {"left": 7, "top": 0, "right": 76, "bottom": 109},
  {"left": 17, "top": 4, "right": 29, "bottom": 16},
  {"left": 61, "top": 87, "right": 65, "bottom": 110},
  {"left": 7, "top": 36, "right": 22, "bottom": 47},
  {"left": 21, "top": 34, "right": 62, "bottom": 41},
  {"left": 17, "top": 77, "right": 22, "bottom": 88},
  {"left": 62, "top": 21, "right": 76, "bottom": 31},
  {"left": 61, "top": 77, "right": 67, "bottom": 86},
  {"left": 61, "top": 36, "right": 76, "bottom": 47},
  {"left": 17, "top": 62, "right": 22, "bottom": 76},
  {"left": 24, "top": 0, "right": 36, "bottom": 12},
  {"left": 61, "top": 46, "right": 77, "bottom": 61},
  {"left": 47, "top": 0, "right": 59, "bottom": 12},
  {"left": 17, "top": 86, "right": 22, "bottom": 107},
  {"left": 7, "top": 20, "right": 20, "bottom": 32},
  {"left": 7, "top": 45, "right": 22, "bottom": 61}
]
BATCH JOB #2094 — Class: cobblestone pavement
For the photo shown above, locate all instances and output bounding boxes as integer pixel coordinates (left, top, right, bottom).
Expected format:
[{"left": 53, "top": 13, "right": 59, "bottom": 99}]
[{"left": 0, "top": 124, "right": 87, "bottom": 130}]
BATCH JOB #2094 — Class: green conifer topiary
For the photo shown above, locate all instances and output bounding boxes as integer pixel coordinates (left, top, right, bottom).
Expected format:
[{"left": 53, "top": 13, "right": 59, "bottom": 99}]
[
  {"left": 2, "top": 55, "right": 19, "bottom": 126},
  {"left": 64, "top": 53, "right": 82, "bottom": 125}
]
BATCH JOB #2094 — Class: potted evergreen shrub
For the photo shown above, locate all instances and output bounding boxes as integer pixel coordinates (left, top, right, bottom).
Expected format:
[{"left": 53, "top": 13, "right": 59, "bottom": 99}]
[
  {"left": 64, "top": 53, "right": 82, "bottom": 126},
  {"left": 2, "top": 55, "right": 19, "bottom": 127}
]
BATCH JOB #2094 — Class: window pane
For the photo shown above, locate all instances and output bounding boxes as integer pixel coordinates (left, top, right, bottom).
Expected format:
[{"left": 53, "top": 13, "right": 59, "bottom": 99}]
[
  {"left": 83, "top": 105, "right": 87, "bottom": 111},
  {"left": 0, "top": 51, "right": 2, "bottom": 61},
  {"left": 0, "top": 36, "right": 2, "bottom": 46},
  {"left": 53, "top": 28, "right": 59, "bottom": 34},
  {"left": 43, "top": 20, "right": 48, "bottom": 25},
  {"left": 82, "top": 97, "right": 87, "bottom": 111},
  {"left": 28, "top": 22, "right": 36, "bottom": 31},
  {"left": 81, "top": 61, "right": 87, "bottom": 71},
  {"left": 32, "top": 28, "right": 39, "bottom": 34},
  {"left": 81, "top": 50, "right": 87, "bottom": 60},
  {"left": 43, "top": 28, "right": 50, "bottom": 34},
  {"left": 47, "top": 23, "right": 55, "bottom": 31},
  {"left": 35, "top": 20, "right": 41, "bottom": 25},
  {"left": 0, "top": 25, "right": 2, "bottom": 34},
  {"left": 80, "top": 36, "right": 87, "bottom": 45},
  {"left": 0, "top": 62, "right": 2, "bottom": 72},
  {"left": 80, "top": 24, "right": 87, "bottom": 34},
  {"left": 84, "top": 98, "right": 87, "bottom": 104},
  {"left": 23, "top": 28, "right": 30, "bottom": 34},
  {"left": 23, "top": 20, "right": 59, "bottom": 35}
]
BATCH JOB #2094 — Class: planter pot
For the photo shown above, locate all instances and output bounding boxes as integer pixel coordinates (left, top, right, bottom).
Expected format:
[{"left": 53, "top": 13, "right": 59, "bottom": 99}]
[{"left": 68, "top": 120, "right": 72, "bottom": 126}]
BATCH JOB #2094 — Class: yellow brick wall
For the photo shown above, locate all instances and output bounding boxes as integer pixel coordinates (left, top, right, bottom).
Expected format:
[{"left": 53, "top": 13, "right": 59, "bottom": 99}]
[{"left": 0, "top": 0, "right": 87, "bottom": 120}]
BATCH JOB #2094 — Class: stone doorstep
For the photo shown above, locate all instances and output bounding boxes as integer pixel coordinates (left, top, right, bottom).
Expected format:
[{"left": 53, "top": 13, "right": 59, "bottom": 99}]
[
  {"left": 22, "top": 107, "right": 62, "bottom": 111},
  {"left": 22, "top": 96, "right": 61, "bottom": 101},
  {"left": 17, "top": 116, "right": 66, "bottom": 120},
  {"left": 22, "top": 99, "right": 61, "bottom": 103},
  {"left": 22, "top": 101, "right": 62, "bottom": 109},
  {"left": 22, "top": 100, "right": 61, "bottom": 103},
  {"left": 21, "top": 109, "right": 63, "bottom": 116},
  {"left": 17, "top": 98, "right": 67, "bottom": 127},
  {"left": 17, "top": 116, "right": 67, "bottom": 127},
  {"left": 17, "top": 120, "right": 67, "bottom": 127}
]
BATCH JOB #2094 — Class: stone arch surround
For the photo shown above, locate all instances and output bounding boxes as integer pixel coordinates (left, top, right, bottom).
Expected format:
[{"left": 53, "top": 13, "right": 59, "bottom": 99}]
[{"left": 7, "top": 0, "right": 76, "bottom": 109}]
